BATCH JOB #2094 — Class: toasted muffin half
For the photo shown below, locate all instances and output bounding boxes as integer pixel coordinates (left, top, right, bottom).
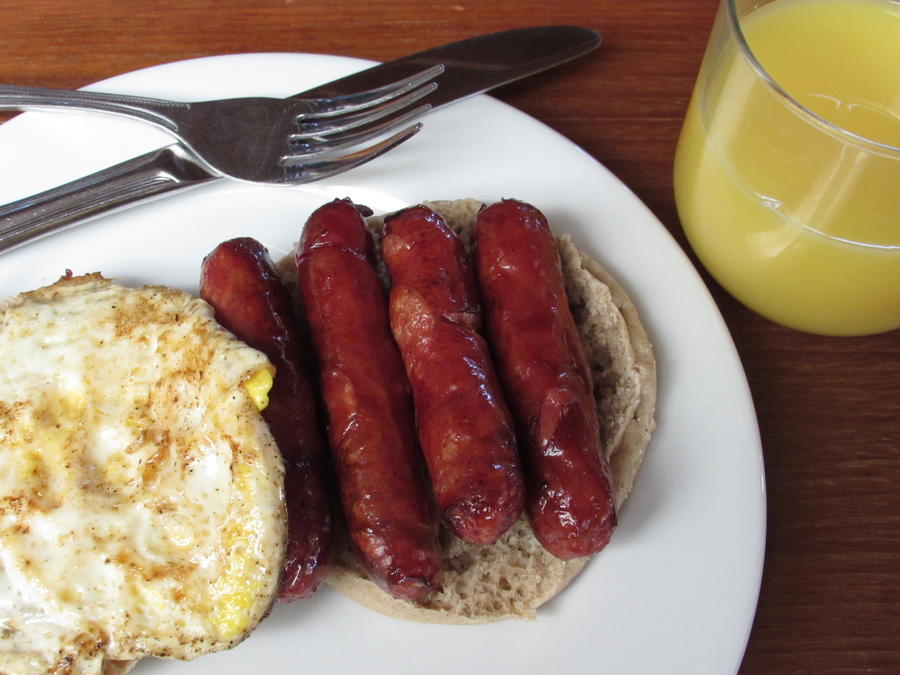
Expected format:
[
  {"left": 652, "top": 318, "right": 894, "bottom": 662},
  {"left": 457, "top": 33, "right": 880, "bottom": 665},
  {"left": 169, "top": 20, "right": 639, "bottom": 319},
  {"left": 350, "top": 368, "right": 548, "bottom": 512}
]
[{"left": 281, "top": 199, "right": 656, "bottom": 623}]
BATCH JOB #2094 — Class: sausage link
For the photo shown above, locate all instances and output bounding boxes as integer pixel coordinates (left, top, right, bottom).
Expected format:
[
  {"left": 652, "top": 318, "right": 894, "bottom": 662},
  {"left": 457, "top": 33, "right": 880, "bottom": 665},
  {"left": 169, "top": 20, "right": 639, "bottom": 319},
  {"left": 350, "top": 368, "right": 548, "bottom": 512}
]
[
  {"left": 200, "top": 237, "right": 334, "bottom": 601},
  {"left": 473, "top": 199, "right": 616, "bottom": 559},
  {"left": 381, "top": 205, "right": 524, "bottom": 545},
  {"left": 296, "top": 198, "right": 442, "bottom": 601}
]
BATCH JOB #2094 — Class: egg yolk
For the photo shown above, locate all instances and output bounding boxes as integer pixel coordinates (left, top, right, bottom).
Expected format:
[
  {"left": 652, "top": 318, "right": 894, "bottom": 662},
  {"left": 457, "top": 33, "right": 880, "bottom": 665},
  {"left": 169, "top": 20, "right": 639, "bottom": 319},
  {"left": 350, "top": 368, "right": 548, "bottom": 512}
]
[
  {"left": 243, "top": 368, "right": 274, "bottom": 411},
  {"left": 210, "top": 463, "right": 267, "bottom": 640}
]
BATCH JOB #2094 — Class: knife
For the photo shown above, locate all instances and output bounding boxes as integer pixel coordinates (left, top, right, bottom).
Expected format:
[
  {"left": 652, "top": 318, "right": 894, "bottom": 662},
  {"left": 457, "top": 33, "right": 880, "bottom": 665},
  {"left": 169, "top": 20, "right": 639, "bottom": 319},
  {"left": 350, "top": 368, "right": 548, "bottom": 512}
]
[{"left": 0, "top": 26, "right": 600, "bottom": 253}]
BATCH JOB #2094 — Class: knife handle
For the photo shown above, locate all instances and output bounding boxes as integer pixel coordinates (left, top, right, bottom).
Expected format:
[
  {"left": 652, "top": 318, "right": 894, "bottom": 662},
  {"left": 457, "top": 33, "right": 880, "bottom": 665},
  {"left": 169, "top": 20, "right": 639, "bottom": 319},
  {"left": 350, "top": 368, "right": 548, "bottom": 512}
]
[{"left": 0, "top": 144, "right": 217, "bottom": 254}]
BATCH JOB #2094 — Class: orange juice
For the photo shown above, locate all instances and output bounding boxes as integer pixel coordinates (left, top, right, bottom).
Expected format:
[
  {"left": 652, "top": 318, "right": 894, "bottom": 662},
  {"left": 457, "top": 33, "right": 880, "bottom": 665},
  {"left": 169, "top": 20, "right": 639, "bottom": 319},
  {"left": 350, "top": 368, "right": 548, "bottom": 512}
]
[{"left": 674, "top": 0, "right": 900, "bottom": 335}]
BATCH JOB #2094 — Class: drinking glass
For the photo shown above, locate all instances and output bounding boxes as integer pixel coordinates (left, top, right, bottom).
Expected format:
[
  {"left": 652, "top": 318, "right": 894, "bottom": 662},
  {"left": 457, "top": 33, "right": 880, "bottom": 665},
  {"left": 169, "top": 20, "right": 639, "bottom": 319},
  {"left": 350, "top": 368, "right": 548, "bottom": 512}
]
[{"left": 673, "top": 0, "right": 900, "bottom": 336}]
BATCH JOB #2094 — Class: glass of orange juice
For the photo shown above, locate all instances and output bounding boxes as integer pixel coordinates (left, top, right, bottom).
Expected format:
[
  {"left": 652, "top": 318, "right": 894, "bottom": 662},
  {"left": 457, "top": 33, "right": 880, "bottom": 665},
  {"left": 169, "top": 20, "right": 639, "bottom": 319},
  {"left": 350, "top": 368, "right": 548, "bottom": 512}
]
[{"left": 674, "top": 0, "right": 900, "bottom": 336}]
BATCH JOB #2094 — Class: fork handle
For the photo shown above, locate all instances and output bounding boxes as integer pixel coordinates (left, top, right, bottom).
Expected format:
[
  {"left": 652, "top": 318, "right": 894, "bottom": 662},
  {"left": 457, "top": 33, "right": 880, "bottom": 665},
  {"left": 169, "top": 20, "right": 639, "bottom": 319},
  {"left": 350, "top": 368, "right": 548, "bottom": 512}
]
[
  {"left": 0, "top": 84, "right": 187, "bottom": 131},
  {"left": 0, "top": 144, "right": 217, "bottom": 253}
]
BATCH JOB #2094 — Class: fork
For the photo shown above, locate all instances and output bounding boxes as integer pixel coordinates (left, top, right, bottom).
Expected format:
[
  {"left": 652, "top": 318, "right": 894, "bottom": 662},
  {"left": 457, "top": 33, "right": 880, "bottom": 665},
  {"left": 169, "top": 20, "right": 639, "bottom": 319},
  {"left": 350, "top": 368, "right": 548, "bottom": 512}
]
[{"left": 0, "top": 64, "right": 442, "bottom": 183}]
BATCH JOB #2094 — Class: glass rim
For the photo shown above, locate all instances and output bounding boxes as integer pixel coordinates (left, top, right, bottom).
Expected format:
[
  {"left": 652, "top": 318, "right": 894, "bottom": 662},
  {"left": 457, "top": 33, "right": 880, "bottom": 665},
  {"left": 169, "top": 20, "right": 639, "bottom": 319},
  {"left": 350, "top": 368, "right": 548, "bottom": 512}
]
[{"left": 726, "top": 0, "right": 900, "bottom": 157}]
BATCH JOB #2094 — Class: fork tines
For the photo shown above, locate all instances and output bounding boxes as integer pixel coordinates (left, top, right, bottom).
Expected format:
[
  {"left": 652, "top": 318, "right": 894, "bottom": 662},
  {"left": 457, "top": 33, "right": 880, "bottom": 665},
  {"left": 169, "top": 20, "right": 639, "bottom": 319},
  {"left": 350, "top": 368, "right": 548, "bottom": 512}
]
[
  {"left": 299, "top": 64, "right": 443, "bottom": 119},
  {"left": 281, "top": 64, "right": 442, "bottom": 168},
  {"left": 281, "top": 123, "right": 424, "bottom": 182}
]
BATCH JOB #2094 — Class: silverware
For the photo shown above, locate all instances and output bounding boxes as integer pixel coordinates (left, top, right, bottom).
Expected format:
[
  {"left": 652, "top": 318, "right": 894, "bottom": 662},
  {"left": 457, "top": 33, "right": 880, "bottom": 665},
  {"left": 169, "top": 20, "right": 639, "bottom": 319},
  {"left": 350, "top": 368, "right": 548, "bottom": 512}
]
[
  {"left": 0, "top": 26, "right": 602, "bottom": 253},
  {"left": 0, "top": 66, "right": 441, "bottom": 183}
]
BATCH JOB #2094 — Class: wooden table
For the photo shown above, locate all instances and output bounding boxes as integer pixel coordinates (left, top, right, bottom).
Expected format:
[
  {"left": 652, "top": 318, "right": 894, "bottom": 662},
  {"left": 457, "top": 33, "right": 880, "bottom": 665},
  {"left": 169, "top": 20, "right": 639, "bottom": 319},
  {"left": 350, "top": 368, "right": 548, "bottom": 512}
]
[{"left": 2, "top": 1, "right": 898, "bottom": 672}]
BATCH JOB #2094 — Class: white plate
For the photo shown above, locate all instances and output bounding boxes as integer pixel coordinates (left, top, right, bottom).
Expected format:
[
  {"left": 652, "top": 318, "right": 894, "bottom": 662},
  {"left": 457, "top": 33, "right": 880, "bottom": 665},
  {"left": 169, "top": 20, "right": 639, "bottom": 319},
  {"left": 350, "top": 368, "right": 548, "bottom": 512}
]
[{"left": 0, "top": 54, "right": 765, "bottom": 674}]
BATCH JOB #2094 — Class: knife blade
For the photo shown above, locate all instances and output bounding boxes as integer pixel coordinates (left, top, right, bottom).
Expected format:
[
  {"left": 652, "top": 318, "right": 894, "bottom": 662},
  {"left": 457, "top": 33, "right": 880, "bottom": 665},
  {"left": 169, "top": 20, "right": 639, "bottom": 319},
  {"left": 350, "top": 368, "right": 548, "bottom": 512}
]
[{"left": 0, "top": 26, "right": 601, "bottom": 253}]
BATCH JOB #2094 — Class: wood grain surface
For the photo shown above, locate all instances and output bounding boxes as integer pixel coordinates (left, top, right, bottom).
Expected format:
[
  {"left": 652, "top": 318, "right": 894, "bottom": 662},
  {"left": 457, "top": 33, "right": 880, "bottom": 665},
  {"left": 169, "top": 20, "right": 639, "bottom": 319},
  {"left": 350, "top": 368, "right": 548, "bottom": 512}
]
[{"left": 2, "top": 1, "right": 898, "bottom": 672}]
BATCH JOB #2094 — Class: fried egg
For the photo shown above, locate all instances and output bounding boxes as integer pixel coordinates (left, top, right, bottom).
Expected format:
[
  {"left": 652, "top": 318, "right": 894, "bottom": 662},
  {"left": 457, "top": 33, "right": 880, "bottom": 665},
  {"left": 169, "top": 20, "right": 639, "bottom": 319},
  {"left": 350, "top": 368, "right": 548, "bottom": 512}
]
[{"left": 0, "top": 274, "right": 286, "bottom": 674}]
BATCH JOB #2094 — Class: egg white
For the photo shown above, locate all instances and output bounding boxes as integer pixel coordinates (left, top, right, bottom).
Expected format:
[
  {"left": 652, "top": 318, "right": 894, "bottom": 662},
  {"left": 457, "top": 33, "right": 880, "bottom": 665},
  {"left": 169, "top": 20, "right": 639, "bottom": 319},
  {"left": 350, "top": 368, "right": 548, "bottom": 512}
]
[{"left": 0, "top": 274, "right": 286, "bottom": 674}]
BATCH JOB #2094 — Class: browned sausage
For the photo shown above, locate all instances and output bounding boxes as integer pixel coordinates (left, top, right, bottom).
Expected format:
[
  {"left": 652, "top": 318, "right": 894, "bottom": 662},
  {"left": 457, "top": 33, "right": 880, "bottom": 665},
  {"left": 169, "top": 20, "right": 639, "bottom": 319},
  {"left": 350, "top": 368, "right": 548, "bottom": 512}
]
[
  {"left": 381, "top": 205, "right": 524, "bottom": 545},
  {"left": 473, "top": 199, "right": 616, "bottom": 559},
  {"left": 295, "top": 198, "right": 442, "bottom": 601},
  {"left": 200, "top": 237, "right": 334, "bottom": 601}
]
